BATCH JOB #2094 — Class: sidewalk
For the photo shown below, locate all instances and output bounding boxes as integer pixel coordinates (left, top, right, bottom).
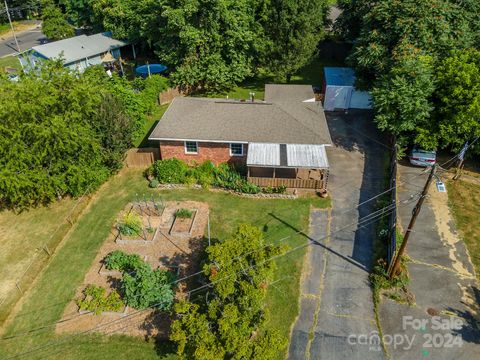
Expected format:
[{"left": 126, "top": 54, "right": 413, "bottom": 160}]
[{"left": 379, "top": 164, "right": 480, "bottom": 360}]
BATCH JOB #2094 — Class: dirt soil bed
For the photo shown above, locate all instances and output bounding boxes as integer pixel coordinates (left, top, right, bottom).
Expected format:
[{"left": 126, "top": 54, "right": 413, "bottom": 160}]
[
  {"left": 170, "top": 209, "right": 197, "bottom": 236},
  {"left": 56, "top": 201, "right": 208, "bottom": 338}
]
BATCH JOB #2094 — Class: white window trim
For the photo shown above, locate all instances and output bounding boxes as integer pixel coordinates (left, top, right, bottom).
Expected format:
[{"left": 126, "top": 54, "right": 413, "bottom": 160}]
[
  {"left": 184, "top": 141, "right": 198, "bottom": 154},
  {"left": 230, "top": 143, "right": 244, "bottom": 156}
]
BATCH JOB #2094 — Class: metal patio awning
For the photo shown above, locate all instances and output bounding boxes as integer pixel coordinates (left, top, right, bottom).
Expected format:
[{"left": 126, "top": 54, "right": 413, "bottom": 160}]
[{"left": 247, "top": 143, "right": 329, "bottom": 169}]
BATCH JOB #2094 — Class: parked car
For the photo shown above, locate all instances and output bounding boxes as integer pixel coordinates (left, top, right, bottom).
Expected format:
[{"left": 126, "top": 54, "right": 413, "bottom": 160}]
[{"left": 409, "top": 146, "right": 436, "bottom": 167}]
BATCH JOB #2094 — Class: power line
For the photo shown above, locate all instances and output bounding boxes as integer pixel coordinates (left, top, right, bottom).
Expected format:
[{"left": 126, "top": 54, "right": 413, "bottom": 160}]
[
  {"left": 2, "top": 142, "right": 461, "bottom": 344},
  {"left": 1, "top": 185, "right": 420, "bottom": 341},
  {"left": 3, "top": 194, "right": 419, "bottom": 360}
]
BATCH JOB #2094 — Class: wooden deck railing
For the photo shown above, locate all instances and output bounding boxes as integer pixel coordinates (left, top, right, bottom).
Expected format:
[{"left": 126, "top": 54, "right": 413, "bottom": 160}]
[{"left": 247, "top": 177, "right": 324, "bottom": 189}]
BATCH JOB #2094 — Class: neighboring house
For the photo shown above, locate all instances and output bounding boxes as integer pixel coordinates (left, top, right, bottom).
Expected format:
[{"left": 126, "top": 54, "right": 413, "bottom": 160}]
[
  {"left": 323, "top": 67, "right": 372, "bottom": 111},
  {"left": 19, "top": 32, "right": 130, "bottom": 72},
  {"left": 148, "top": 84, "right": 332, "bottom": 190}
]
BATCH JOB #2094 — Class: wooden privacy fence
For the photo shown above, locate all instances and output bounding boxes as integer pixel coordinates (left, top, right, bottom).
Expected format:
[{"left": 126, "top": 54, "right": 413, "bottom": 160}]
[
  {"left": 124, "top": 148, "right": 159, "bottom": 168},
  {"left": 247, "top": 177, "right": 324, "bottom": 189}
]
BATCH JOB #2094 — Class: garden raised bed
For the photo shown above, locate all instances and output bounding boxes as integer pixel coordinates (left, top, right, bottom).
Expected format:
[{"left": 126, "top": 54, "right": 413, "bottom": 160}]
[
  {"left": 169, "top": 209, "right": 197, "bottom": 236},
  {"left": 115, "top": 225, "right": 160, "bottom": 245}
]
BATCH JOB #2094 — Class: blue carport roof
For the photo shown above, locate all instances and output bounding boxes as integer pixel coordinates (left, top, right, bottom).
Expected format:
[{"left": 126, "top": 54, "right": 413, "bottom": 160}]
[{"left": 324, "top": 67, "right": 356, "bottom": 86}]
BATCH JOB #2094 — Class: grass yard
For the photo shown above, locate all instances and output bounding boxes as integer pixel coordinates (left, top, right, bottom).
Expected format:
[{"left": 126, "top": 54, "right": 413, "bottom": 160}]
[
  {"left": 199, "top": 55, "right": 345, "bottom": 100},
  {"left": 0, "top": 55, "right": 22, "bottom": 73},
  {"left": 447, "top": 180, "right": 480, "bottom": 281},
  {"left": 133, "top": 104, "right": 169, "bottom": 148},
  {"left": 0, "top": 194, "right": 91, "bottom": 327},
  {"left": 0, "top": 169, "right": 329, "bottom": 359}
]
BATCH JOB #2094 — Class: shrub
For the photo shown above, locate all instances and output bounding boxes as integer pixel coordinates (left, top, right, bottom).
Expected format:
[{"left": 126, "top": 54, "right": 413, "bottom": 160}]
[
  {"left": 77, "top": 285, "right": 124, "bottom": 315},
  {"left": 149, "top": 179, "right": 160, "bottom": 188},
  {"left": 176, "top": 208, "right": 193, "bottom": 218},
  {"left": 104, "top": 250, "right": 143, "bottom": 272},
  {"left": 118, "top": 212, "right": 143, "bottom": 236},
  {"left": 122, "top": 263, "right": 176, "bottom": 310},
  {"left": 262, "top": 185, "right": 287, "bottom": 194},
  {"left": 152, "top": 158, "right": 189, "bottom": 183}
]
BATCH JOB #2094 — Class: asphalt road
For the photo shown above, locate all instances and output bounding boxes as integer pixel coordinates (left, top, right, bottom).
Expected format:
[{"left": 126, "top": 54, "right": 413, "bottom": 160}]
[
  {"left": 0, "top": 24, "right": 45, "bottom": 57},
  {"left": 379, "top": 164, "right": 480, "bottom": 360},
  {"left": 288, "top": 111, "right": 388, "bottom": 360}
]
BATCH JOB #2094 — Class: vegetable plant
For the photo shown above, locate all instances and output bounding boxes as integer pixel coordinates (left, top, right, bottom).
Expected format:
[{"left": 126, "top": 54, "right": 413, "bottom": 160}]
[
  {"left": 77, "top": 285, "right": 124, "bottom": 315},
  {"left": 176, "top": 208, "right": 193, "bottom": 219},
  {"left": 118, "top": 212, "right": 143, "bottom": 236}
]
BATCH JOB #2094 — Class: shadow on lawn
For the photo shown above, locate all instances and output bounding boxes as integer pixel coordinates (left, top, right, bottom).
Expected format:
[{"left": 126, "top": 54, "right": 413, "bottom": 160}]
[{"left": 268, "top": 212, "right": 368, "bottom": 272}]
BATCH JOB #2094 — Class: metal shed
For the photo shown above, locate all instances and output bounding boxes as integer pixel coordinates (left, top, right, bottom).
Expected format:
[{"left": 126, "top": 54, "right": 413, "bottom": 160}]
[{"left": 323, "top": 67, "right": 372, "bottom": 111}]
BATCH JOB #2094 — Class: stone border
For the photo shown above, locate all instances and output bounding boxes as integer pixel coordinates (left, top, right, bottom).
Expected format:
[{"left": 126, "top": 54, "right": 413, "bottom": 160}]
[
  {"left": 156, "top": 183, "right": 298, "bottom": 199},
  {"left": 169, "top": 209, "right": 198, "bottom": 236}
]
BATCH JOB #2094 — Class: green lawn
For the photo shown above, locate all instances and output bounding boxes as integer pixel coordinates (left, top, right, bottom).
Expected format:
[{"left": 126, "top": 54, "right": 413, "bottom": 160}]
[
  {"left": 133, "top": 104, "right": 169, "bottom": 148},
  {"left": 0, "top": 169, "right": 329, "bottom": 359},
  {"left": 197, "top": 55, "right": 345, "bottom": 100},
  {"left": 0, "top": 55, "right": 21, "bottom": 73},
  {"left": 447, "top": 180, "right": 480, "bottom": 281},
  {"left": 0, "top": 195, "right": 90, "bottom": 327}
]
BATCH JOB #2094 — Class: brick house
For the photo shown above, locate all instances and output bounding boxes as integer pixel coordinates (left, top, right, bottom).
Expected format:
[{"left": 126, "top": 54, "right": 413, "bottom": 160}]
[{"left": 148, "top": 84, "right": 332, "bottom": 190}]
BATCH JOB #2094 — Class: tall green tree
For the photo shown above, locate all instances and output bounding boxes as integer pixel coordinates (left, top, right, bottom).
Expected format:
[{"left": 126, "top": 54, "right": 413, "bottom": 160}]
[
  {"left": 263, "top": 0, "right": 328, "bottom": 81},
  {"left": 170, "top": 224, "right": 287, "bottom": 359},
  {"left": 372, "top": 53, "right": 436, "bottom": 148},
  {"left": 156, "top": 0, "right": 261, "bottom": 91},
  {"left": 339, "top": 0, "right": 475, "bottom": 84},
  {"left": 433, "top": 49, "right": 480, "bottom": 152},
  {"left": 41, "top": 0, "right": 75, "bottom": 40},
  {"left": 0, "top": 61, "right": 166, "bottom": 210}
]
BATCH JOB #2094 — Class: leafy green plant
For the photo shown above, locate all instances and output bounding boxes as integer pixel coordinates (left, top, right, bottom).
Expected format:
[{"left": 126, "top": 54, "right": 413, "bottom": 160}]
[
  {"left": 171, "top": 224, "right": 287, "bottom": 358},
  {"left": 104, "top": 250, "right": 143, "bottom": 272},
  {"left": 176, "top": 208, "right": 193, "bottom": 218},
  {"left": 118, "top": 212, "right": 143, "bottom": 236},
  {"left": 152, "top": 158, "right": 189, "bottom": 184},
  {"left": 262, "top": 185, "right": 287, "bottom": 194},
  {"left": 77, "top": 285, "right": 124, "bottom": 315},
  {"left": 149, "top": 179, "right": 159, "bottom": 188},
  {"left": 122, "top": 263, "right": 176, "bottom": 310}
]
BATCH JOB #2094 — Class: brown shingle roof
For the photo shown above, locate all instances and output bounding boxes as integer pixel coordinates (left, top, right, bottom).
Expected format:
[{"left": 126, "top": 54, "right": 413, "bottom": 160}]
[{"left": 148, "top": 85, "right": 332, "bottom": 145}]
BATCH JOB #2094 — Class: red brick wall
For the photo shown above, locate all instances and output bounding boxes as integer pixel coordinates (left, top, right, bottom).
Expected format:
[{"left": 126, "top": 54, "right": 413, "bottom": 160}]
[{"left": 159, "top": 140, "right": 247, "bottom": 165}]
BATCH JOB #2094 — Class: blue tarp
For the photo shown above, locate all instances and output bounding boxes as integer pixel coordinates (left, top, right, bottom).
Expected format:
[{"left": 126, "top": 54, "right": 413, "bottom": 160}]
[
  {"left": 324, "top": 67, "right": 356, "bottom": 87},
  {"left": 135, "top": 64, "right": 168, "bottom": 77}
]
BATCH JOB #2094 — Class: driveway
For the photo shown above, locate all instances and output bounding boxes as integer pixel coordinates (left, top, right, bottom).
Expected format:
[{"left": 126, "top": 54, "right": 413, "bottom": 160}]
[
  {"left": 379, "top": 164, "right": 480, "bottom": 360},
  {"left": 0, "top": 21, "right": 44, "bottom": 57},
  {"left": 288, "top": 111, "right": 389, "bottom": 359}
]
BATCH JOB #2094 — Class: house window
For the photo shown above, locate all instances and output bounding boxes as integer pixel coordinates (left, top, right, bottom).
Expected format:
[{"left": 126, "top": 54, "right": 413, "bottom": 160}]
[
  {"left": 230, "top": 143, "right": 244, "bottom": 156},
  {"left": 184, "top": 141, "right": 198, "bottom": 154}
]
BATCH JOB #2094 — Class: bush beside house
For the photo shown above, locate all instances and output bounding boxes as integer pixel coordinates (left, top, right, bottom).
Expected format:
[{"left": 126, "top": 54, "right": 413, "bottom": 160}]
[{"left": 146, "top": 158, "right": 287, "bottom": 195}]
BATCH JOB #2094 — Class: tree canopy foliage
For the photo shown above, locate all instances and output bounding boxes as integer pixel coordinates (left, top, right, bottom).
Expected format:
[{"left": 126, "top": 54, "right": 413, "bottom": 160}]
[
  {"left": 41, "top": 0, "right": 75, "bottom": 40},
  {"left": 170, "top": 224, "right": 288, "bottom": 359},
  {"left": 263, "top": 0, "right": 328, "bottom": 81},
  {"left": 337, "top": 0, "right": 480, "bottom": 153},
  {"left": 60, "top": 0, "right": 329, "bottom": 90},
  {"left": 0, "top": 62, "right": 167, "bottom": 210}
]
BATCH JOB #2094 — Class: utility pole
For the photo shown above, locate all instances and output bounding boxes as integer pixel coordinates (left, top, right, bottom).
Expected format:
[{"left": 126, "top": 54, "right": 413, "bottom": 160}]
[
  {"left": 4, "top": 0, "right": 21, "bottom": 53},
  {"left": 388, "top": 164, "right": 436, "bottom": 278}
]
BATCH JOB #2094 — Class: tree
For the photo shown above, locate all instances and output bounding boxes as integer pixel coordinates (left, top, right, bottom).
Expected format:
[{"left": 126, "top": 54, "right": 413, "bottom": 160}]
[
  {"left": 170, "top": 224, "right": 287, "bottom": 359},
  {"left": 433, "top": 49, "right": 480, "bottom": 152},
  {"left": 338, "top": 0, "right": 475, "bottom": 83},
  {"left": 372, "top": 53, "right": 435, "bottom": 148},
  {"left": 263, "top": 0, "right": 327, "bottom": 82},
  {"left": 0, "top": 62, "right": 162, "bottom": 210},
  {"left": 41, "top": 0, "right": 75, "bottom": 40},
  {"left": 156, "top": 0, "right": 260, "bottom": 91}
]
